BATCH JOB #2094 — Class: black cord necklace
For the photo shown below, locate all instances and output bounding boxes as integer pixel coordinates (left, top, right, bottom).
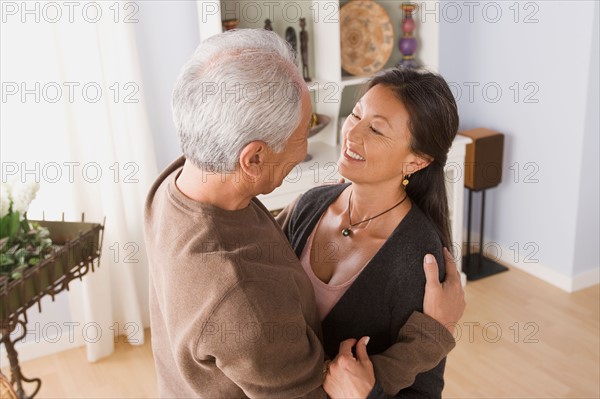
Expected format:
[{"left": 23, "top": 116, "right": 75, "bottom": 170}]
[{"left": 341, "top": 191, "right": 408, "bottom": 237}]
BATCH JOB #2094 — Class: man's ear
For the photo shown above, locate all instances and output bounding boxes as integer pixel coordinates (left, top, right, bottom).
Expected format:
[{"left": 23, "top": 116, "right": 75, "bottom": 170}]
[
  {"left": 239, "top": 141, "right": 268, "bottom": 181},
  {"left": 404, "top": 154, "right": 433, "bottom": 175}
]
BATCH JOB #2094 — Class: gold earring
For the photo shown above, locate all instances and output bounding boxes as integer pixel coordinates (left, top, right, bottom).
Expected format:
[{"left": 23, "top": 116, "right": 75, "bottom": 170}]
[{"left": 402, "top": 174, "right": 411, "bottom": 188}]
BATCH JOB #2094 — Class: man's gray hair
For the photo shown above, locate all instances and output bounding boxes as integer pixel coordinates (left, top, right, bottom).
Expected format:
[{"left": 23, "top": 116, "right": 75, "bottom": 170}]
[{"left": 172, "top": 29, "right": 305, "bottom": 173}]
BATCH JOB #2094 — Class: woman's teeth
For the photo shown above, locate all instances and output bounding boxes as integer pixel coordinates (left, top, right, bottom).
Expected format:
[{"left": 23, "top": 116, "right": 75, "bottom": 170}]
[{"left": 346, "top": 149, "right": 365, "bottom": 161}]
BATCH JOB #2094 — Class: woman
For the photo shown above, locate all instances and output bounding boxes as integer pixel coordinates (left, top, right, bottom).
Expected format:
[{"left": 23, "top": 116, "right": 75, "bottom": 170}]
[{"left": 278, "top": 67, "right": 459, "bottom": 397}]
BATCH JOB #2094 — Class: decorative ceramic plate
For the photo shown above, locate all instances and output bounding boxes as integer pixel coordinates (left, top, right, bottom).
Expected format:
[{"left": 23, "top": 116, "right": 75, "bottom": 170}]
[{"left": 340, "top": 0, "right": 395, "bottom": 76}]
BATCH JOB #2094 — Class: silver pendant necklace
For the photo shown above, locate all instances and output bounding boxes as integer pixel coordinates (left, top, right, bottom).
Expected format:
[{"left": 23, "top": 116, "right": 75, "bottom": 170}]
[{"left": 342, "top": 191, "right": 408, "bottom": 237}]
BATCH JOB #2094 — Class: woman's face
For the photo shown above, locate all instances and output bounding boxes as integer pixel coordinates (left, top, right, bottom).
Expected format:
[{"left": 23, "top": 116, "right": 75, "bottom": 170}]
[{"left": 338, "top": 84, "right": 428, "bottom": 185}]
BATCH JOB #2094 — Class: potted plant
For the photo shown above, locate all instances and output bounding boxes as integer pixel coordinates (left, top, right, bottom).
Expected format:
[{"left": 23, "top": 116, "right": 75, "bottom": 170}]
[{"left": 1, "top": 181, "right": 53, "bottom": 282}]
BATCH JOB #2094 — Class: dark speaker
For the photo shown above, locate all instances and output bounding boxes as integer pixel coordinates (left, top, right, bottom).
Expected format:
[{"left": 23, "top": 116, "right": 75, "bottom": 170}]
[
  {"left": 459, "top": 128, "right": 504, "bottom": 191},
  {"left": 459, "top": 128, "right": 508, "bottom": 280}
]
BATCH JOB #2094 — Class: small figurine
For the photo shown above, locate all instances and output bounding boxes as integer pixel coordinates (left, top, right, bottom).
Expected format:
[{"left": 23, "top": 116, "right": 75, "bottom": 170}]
[
  {"left": 264, "top": 19, "right": 273, "bottom": 31},
  {"left": 285, "top": 27, "right": 298, "bottom": 63},
  {"left": 222, "top": 19, "right": 239, "bottom": 31},
  {"left": 299, "top": 18, "right": 311, "bottom": 82}
]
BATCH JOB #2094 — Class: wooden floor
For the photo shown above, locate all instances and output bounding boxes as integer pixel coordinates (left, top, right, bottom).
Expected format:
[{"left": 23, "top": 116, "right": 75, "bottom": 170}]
[{"left": 3, "top": 266, "right": 599, "bottom": 398}]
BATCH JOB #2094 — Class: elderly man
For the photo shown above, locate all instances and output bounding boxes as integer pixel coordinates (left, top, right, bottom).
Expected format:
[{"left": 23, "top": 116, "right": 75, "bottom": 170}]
[{"left": 144, "top": 29, "right": 464, "bottom": 398}]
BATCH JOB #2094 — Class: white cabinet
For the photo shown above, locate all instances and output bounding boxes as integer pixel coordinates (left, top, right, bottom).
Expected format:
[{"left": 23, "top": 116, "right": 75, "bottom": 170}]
[
  {"left": 195, "top": 1, "right": 468, "bottom": 280},
  {"left": 446, "top": 135, "right": 471, "bottom": 285}
]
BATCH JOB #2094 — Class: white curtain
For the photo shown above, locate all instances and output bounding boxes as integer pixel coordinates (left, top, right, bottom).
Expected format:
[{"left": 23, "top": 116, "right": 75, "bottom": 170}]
[{"left": 1, "top": 1, "right": 158, "bottom": 361}]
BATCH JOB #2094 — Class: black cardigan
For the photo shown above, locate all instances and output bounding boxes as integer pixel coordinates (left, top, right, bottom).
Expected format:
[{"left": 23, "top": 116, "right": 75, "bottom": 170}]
[{"left": 282, "top": 183, "right": 447, "bottom": 399}]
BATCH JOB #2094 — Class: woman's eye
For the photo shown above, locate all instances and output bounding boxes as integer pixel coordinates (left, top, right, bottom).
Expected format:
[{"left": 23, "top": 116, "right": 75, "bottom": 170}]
[
  {"left": 370, "top": 126, "right": 382, "bottom": 135},
  {"left": 350, "top": 112, "right": 360, "bottom": 120}
]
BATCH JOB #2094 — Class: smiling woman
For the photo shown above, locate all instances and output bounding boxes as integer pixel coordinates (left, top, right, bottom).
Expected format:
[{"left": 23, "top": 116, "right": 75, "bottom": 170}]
[
  {"left": 1, "top": 2, "right": 157, "bottom": 366},
  {"left": 277, "top": 67, "right": 460, "bottom": 397}
]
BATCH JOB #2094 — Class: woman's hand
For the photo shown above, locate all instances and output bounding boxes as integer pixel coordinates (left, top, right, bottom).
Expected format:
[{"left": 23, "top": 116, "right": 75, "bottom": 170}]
[{"left": 323, "top": 336, "right": 375, "bottom": 398}]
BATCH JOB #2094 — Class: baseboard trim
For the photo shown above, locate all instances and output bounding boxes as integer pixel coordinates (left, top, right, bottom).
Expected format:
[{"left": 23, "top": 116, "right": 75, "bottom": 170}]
[
  {"left": 1, "top": 332, "right": 84, "bottom": 370},
  {"left": 571, "top": 267, "right": 600, "bottom": 292},
  {"left": 464, "top": 243, "right": 600, "bottom": 293}
]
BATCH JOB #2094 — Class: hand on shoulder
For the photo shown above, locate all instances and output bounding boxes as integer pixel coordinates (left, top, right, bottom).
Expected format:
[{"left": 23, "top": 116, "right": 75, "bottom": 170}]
[{"left": 422, "top": 248, "right": 466, "bottom": 334}]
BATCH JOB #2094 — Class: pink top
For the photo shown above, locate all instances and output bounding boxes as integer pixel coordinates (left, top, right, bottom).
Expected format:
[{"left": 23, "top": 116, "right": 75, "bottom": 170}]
[{"left": 299, "top": 216, "right": 369, "bottom": 321}]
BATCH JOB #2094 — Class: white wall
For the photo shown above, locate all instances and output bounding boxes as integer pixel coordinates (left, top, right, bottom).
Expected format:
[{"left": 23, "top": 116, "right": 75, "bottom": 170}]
[
  {"left": 134, "top": 0, "right": 200, "bottom": 170},
  {"left": 573, "top": 2, "right": 600, "bottom": 277},
  {"left": 439, "top": 1, "right": 599, "bottom": 289}
]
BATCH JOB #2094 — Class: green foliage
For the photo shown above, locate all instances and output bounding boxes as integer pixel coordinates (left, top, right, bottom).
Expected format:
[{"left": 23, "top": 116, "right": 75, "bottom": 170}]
[{"left": 0, "top": 212, "right": 53, "bottom": 281}]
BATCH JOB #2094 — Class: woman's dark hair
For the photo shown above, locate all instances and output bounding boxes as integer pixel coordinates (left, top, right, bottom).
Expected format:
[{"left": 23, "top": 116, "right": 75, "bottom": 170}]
[{"left": 368, "top": 68, "right": 459, "bottom": 249}]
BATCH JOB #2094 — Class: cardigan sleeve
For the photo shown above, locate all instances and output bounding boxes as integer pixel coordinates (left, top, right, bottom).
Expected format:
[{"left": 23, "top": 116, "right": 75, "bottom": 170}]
[
  {"left": 198, "top": 279, "right": 326, "bottom": 398},
  {"left": 369, "top": 311, "right": 455, "bottom": 396},
  {"left": 274, "top": 194, "right": 301, "bottom": 234}
]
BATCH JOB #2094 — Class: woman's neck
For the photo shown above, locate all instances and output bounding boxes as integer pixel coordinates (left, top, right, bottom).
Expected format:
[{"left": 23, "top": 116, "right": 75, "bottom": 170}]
[{"left": 348, "top": 181, "right": 409, "bottom": 220}]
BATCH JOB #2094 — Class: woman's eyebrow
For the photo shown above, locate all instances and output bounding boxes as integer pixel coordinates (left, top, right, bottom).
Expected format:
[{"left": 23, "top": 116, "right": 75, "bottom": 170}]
[{"left": 357, "top": 100, "right": 392, "bottom": 127}]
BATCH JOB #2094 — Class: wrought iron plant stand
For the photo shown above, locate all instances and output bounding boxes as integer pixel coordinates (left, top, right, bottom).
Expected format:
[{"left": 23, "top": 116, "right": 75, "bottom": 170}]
[{"left": 0, "top": 217, "right": 104, "bottom": 398}]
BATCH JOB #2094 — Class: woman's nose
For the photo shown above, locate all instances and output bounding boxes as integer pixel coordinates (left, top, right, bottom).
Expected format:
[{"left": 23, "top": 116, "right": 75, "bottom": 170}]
[{"left": 344, "top": 119, "right": 362, "bottom": 142}]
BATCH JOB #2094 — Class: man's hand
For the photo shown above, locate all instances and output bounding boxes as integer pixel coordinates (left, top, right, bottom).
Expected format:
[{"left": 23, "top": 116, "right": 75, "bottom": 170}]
[
  {"left": 323, "top": 336, "right": 375, "bottom": 399},
  {"left": 423, "top": 248, "right": 466, "bottom": 334}
]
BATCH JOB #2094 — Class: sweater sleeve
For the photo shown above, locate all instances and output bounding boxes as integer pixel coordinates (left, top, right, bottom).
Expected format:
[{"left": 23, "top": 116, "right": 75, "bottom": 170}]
[
  {"left": 197, "top": 279, "right": 326, "bottom": 399},
  {"left": 370, "top": 311, "right": 455, "bottom": 396}
]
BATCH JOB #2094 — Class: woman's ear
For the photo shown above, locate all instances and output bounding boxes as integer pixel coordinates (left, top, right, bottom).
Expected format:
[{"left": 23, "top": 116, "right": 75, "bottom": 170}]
[
  {"left": 404, "top": 154, "right": 433, "bottom": 175},
  {"left": 238, "top": 141, "right": 268, "bottom": 181}
]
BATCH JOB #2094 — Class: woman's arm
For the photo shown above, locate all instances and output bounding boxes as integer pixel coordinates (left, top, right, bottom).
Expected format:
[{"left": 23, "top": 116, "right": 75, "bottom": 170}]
[
  {"left": 274, "top": 194, "right": 301, "bottom": 231},
  {"left": 370, "top": 250, "right": 463, "bottom": 396}
]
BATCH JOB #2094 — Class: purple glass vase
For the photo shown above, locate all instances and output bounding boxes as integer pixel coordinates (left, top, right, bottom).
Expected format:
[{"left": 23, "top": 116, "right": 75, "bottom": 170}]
[
  {"left": 396, "top": 3, "right": 420, "bottom": 69},
  {"left": 399, "top": 37, "right": 417, "bottom": 55}
]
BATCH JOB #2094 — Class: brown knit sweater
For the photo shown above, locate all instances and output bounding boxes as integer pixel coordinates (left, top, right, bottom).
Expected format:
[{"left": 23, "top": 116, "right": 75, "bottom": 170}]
[{"left": 144, "top": 157, "right": 326, "bottom": 398}]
